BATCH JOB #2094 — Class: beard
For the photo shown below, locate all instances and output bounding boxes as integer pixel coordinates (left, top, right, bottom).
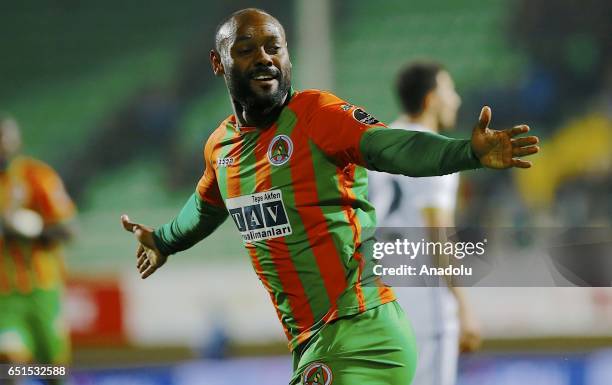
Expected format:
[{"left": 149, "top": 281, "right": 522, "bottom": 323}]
[{"left": 227, "top": 64, "right": 291, "bottom": 111}]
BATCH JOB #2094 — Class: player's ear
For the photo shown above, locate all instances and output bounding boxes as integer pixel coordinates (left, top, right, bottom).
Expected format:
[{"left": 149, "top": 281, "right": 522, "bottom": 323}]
[{"left": 210, "top": 50, "right": 225, "bottom": 76}]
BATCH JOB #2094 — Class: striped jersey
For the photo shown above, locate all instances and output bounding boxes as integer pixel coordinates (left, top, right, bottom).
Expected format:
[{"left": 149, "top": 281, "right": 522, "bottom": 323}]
[
  {"left": 0, "top": 156, "right": 75, "bottom": 295},
  {"left": 197, "top": 90, "right": 395, "bottom": 350}
]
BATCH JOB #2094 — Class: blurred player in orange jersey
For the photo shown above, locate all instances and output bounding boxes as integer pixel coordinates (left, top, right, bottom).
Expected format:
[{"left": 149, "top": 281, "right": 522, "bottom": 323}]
[{"left": 0, "top": 116, "right": 76, "bottom": 367}]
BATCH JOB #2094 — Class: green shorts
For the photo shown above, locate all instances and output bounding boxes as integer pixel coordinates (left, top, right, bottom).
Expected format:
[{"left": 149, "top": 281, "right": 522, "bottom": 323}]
[
  {"left": 0, "top": 288, "right": 69, "bottom": 364},
  {"left": 290, "top": 301, "right": 417, "bottom": 385}
]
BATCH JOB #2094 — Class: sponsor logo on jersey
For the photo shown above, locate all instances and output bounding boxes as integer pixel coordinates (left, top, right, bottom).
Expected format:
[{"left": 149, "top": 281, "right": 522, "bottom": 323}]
[
  {"left": 302, "top": 362, "right": 333, "bottom": 385},
  {"left": 225, "top": 189, "right": 292, "bottom": 242},
  {"left": 216, "top": 157, "right": 235, "bottom": 167},
  {"left": 352, "top": 108, "right": 379, "bottom": 125},
  {"left": 267, "top": 134, "right": 293, "bottom": 166}
]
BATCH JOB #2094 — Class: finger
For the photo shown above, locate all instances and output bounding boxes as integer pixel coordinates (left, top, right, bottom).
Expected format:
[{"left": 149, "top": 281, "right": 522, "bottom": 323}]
[
  {"left": 137, "top": 253, "right": 148, "bottom": 269},
  {"left": 121, "top": 214, "right": 137, "bottom": 233},
  {"left": 139, "top": 259, "right": 151, "bottom": 274},
  {"left": 476, "top": 106, "right": 492, "bottom": 131},
  {"left": 512, "top": 158, "right": 532, "bottom": 168},
  {"left": 511, "top": 136, "right": 539, "bottom": 147},
  {"left": 512, "top": 145, "right": 539, "bottom": 157},
  {"left": 507, "top": 125, "right": 530, "bottom": 137},
  {"left": 141, "top": 263, "right": 158, "bottom": 279},
  {"left": 136, "top": 244, "right": 146, "bottom": 265}
]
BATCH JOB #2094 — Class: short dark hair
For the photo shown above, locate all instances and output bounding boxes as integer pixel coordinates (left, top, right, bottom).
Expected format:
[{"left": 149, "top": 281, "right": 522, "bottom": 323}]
[
  {"left": 214, "top": 8, "right": 282, "bottom": 54},
  {"left": 396, "top": 61, "right": 444, "bottom": 115}
]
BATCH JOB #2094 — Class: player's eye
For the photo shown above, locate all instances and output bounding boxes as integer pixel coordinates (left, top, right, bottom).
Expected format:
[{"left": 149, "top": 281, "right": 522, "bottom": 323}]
[
  {"left": 236, "top": 46, "right": 254, "bottom": 55},
  {"left": 266, "top": 45, "right": 281, "bottom": 54}
]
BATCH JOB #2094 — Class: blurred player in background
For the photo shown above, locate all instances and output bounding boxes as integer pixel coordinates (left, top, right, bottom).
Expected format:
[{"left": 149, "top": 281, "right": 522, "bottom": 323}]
[
  {"left": 369, "top": 62, "right": 481, "bottom": 385},
  {"left": 121, "top": 8, "right": 538, "bottom": 385},
  {"left": 0, "top": 116, "right": 76, "bottom": 369}
]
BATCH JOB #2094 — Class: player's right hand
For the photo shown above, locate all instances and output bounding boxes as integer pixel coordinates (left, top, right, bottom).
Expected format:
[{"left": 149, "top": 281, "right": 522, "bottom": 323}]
[
  {"left": 121, "top": 214, "right": 167, "bottom": 279},
  {"left": 471, "top": 106, "right": 539, "bottom": 169}
]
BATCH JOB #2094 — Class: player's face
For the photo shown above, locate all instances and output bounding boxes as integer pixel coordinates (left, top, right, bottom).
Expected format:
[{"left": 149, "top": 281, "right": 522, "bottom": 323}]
[
  {"left": 223, "top": 14, "right": 292, "bottom": 110},
  {"left": 432, "top": 71, "right": 461, "bottom": 130}
]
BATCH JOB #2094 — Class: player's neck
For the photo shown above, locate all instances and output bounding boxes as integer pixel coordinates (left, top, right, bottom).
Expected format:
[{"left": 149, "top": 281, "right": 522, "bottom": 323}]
[
  {"left": 403, "top": 113, "right": 440, "bottom": 133},
  {"left": 232, "top": 93, "right": 289, "bottom": 130}
]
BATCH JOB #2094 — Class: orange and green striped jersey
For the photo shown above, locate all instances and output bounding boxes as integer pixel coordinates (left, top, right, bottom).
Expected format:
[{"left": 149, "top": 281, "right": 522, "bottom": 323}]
[
  {"left": 0, "top": 156, "right": 75, "bottom": 295},
  {"left": 201, "top": 90, "right": 394, "bottom": 350},
  {"left": 155, "top": 89, "right": 481, "bottom": 350}
]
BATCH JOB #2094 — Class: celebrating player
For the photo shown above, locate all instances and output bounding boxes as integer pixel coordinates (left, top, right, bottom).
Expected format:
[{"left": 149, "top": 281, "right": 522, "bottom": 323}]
[
  {"left": 121, "top": 8, "right": 539, "bottom": 384},
  {"left": 369, "top": 61, "right": 482, "bottom": 385},
  {"left": 0, "top": 117, "right": 76, "bottom": 368}
]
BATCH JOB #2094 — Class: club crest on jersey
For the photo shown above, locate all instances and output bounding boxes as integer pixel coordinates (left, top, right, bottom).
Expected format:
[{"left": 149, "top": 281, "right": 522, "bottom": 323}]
[
  {"left": 352, "top": 108, "right": 379, "bottom": 125},
  {"left": 267, "top": 134, "right": 293, "bottom": 166},
  {"left": 302, "top": 362, "right": 333, "bottom": 385}
]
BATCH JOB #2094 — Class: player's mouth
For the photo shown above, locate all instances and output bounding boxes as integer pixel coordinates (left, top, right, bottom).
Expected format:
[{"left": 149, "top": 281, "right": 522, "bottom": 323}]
[
  {"left": 252, "top": 75, "right": 276, "bottom": 82},
  {"left": 250, "top": 70, "right": 280, "bottom": 85}
]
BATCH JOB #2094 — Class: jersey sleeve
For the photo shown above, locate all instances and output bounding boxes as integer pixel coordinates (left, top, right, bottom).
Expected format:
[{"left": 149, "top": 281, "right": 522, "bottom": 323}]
[
  {"left": 26, "top": 161, "right": 76, "bottom": 225},
  {"left": 307, "top": 92, "right": 386, "bottom": 167},
  {"left": 196, "top": 130, "right": 225, "bottom": 208},
  {"left": 361, "top": 127, "right": 482, "bottom": 176}
]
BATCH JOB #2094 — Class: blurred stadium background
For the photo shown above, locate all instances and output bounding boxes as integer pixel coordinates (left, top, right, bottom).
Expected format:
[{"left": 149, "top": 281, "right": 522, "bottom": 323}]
[{"left": 1, "top": 0, "right": 611, "bottom": 383}]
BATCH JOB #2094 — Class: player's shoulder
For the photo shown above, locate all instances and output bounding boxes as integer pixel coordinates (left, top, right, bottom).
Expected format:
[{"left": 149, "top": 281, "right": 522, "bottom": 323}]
[
  {"left": 290, "top": 89, "right": 347, "bottom": 111},
  {"left": 202, "top": 115, "right": 235, "bottom": 160},
  {"left": 206, "top": 115, "right": 234, "bottom": 145},
  {"left": 11, "top": 156, "right": 55, "bottom": 175},
  {"left": 9, "top": 156, "right": 63, "bottom": 188},
  {"left": 289, "top": 89, "right": 356, "bottom": 129}
]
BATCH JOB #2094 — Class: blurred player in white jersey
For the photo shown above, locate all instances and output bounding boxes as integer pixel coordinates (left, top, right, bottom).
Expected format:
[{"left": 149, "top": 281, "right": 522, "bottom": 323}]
[{"left": 369, "top": 61, "right": 482, "bottom": 385}]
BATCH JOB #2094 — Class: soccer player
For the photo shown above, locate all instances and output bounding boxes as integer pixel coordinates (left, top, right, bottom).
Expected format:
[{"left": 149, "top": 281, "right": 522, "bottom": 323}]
[
  {"left": 0, "top": 117, "right": 76, "bottom": 367},
  {"left": 369, "top": 61, "right": 481, "bottom": 385},
  {"left": 121, "top": 8, "right": 539, "bottom": 384}
]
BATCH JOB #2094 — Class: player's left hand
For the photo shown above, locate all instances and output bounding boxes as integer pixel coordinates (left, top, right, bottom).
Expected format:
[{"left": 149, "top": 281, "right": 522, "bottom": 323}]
[
  {"left": 458, "top": 305, "right": 482, "bottom": 353},
  {"left": 121, "top": 214, "right": 167, "bottom": 279},
  {"left": 471, "top": 106, "right": 539, "bottom": 169}
]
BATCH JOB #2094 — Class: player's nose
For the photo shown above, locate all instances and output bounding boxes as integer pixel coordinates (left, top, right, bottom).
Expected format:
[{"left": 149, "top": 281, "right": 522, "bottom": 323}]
[{"left": 254, "top": 46, "right": 274, "bottom": 66}]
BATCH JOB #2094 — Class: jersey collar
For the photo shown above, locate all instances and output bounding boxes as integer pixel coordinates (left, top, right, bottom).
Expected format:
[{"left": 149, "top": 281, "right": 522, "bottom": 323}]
[{"left": 233, "top": 88, "right": 297, "bottom": 134}]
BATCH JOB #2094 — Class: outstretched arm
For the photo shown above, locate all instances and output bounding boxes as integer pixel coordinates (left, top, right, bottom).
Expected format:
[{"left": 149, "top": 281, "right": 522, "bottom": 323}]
[
  {"left": 121, "top": 194, "right": 228, "bottom": 279},
  {"left": 153, "top": 193, "right": 227, "bottom": 256},
  {"left": 361, "top": 106, "right": 539, "bottom": 175}
]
